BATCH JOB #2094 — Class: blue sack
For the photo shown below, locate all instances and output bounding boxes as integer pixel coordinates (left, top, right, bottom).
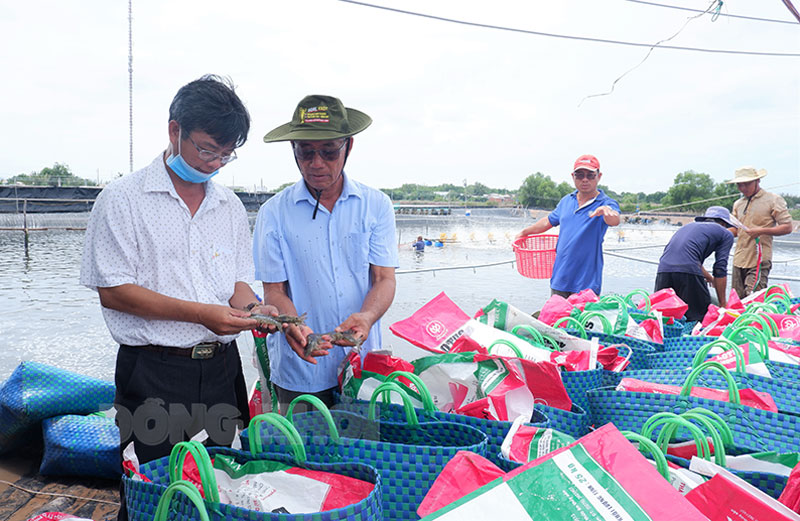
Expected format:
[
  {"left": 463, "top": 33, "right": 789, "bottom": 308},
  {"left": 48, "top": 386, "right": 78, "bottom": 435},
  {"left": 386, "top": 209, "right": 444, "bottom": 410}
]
[
  {"left": 0, "top": 361, "right": 115, "bottom": 454},
  {"left": 40, "top": 413, "right": 120, "bottom": 479}
]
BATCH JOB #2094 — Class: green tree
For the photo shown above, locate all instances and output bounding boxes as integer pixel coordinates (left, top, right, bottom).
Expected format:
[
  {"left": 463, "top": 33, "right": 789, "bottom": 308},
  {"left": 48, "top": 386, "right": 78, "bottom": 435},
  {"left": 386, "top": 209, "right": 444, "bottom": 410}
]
[
  {"left": 663, "top": 171, "right": 715, "bottom": 212},
  {"left": 470, "top": 182, "right": 490, "bottom": 196},
  {"left": 556, "top": 181, "right": 573, "bottom": 198},
  {"left": 4, "top": 163, "right": 97, "bottom": 186},
  {"left": 713, "top": 181, "right": 740, "bottom": 210},
  {"left": 517, "top": 172, "right": 562, "bottom": 208}
]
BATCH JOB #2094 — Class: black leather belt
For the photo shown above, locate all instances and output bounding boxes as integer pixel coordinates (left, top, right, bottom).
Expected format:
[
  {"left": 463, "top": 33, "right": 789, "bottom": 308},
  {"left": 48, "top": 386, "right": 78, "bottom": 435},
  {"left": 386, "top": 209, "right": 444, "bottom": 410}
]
[{"left": 122, "top": 341, "right": 231, "bottom": 360}]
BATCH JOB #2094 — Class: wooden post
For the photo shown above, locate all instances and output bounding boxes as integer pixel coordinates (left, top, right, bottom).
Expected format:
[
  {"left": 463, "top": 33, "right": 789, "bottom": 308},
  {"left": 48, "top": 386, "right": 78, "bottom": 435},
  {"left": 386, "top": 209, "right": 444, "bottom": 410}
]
[{"left": 23, "top": 199, "right": 29, "bottom": 254}]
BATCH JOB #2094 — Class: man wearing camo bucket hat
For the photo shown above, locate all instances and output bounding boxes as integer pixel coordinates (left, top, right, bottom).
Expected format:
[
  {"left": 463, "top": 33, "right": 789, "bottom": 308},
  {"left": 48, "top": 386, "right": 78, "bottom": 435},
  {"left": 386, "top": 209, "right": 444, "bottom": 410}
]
[
  {"left": 253, "top": 95, "right": 398, "bottom": 411},
  {"left": 726, "top": 166, "right": 792, "bottom": 297}
]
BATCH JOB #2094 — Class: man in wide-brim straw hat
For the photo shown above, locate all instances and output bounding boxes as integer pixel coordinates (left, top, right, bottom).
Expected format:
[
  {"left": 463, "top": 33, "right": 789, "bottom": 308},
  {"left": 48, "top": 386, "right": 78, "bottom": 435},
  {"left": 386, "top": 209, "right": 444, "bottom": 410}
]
[
  {"left": 726, "top": 166, "right": 792, "bottom": 297},
  {"left": 252, "top": 94, "right": 398, "bottom": 411}
]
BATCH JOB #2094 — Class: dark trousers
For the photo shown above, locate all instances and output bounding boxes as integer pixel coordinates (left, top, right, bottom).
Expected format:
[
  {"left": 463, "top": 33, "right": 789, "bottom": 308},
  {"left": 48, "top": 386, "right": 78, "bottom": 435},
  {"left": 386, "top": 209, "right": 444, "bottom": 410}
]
[
  {"left": 115, "top": 340, "right": 249, "bottom": 520},
  {"left": 655, "top": 272, "right": 711, "bottom": 322},
  {"left": 551, "top": 288, "right": 574, "bottom": 299},
  {"left": 273, "top": 384, "right": 337, "bottom": 415}
]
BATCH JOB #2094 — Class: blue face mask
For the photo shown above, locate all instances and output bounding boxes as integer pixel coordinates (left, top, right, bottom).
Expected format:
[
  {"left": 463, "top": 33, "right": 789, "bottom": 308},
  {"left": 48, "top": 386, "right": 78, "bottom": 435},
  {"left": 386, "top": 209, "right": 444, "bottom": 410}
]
[{"left": 166, "top": 138, "right": 220, "bottom": 184}]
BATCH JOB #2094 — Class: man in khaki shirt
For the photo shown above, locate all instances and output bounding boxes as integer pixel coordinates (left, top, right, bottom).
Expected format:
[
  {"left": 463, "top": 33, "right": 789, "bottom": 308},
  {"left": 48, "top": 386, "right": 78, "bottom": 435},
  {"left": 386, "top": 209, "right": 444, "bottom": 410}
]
[{"left": 727, "top": 166, "right": 793, "bottom": 297}]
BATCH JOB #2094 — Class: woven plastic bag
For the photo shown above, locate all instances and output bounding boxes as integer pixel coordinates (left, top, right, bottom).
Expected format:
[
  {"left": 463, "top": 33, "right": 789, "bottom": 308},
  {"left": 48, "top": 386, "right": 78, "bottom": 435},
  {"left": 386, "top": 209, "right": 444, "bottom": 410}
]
[
  {"left": 0, "top": 361, "right": 115, "bottom": 455},
  {"left": 243, "top": 391, "right": 487, "bottom": 521},
  {"left": 589, "top": 361, "right": 800, "bottom": 454},
  {"left": 123, "top": 425, "right": 383, "bottom": 521},
  {"left": 337, "top": 370, "right": 548, "bottom": 468},
  {"left": 40, "top": 413, "right": 120, "bottom": 478}
]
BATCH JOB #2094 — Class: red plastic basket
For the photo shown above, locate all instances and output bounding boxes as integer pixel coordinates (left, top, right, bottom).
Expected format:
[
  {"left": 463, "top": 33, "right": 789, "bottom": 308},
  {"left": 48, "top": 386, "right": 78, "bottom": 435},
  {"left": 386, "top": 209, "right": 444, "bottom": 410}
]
[{"left": 513, "top": 234, "right": 558, "bottom": 279}]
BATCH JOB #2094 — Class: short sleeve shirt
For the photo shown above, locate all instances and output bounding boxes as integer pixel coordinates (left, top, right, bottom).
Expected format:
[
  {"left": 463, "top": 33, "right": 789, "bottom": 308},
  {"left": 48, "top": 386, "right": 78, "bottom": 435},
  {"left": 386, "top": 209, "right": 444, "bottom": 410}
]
[
  {"left": 547, "top": 189, "right": 619, "bottom": 294},
  {"left": 80, "top": 154, "right": 255, "bottom": 347},
  {"left": 252, "top": 174, "right": 398, "bottom": 392},
  {"left": 656, "top": 221, "right": 733, "bottom": 278},
  {"left": 731, "top": 190, "right": 792, "bottom": 267}
]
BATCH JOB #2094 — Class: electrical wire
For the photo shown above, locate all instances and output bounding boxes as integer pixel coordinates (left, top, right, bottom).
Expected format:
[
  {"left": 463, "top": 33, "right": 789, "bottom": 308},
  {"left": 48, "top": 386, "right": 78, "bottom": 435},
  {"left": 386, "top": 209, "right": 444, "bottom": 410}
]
[
  {"left": 625, "top": 0, "right": 799, "bottom": 25},
  {"left": 579, "top": 0, "right": 720, "bottom": 106},
  {"left": 337, "top": 0, "right": 800, "bottom": 57}
]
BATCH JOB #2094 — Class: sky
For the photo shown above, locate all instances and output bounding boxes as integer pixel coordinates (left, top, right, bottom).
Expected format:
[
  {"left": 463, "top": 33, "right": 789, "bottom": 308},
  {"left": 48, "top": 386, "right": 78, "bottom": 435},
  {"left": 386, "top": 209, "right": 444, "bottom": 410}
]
[{"left": 1, "top": 0, "right": 799, "bottom": 196}]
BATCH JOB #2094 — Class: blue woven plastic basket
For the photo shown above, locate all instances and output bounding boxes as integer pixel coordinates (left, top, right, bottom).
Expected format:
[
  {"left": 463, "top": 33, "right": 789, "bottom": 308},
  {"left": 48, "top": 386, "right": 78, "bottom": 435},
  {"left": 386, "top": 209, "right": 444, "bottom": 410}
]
[
  {"left": 0, "top": 362, "right": 115, "bottom": 455},
  {"left": 124, "top": 445, "right": 383, "bottom": 521},
  {"left": 40, "top": 414, "right": 120, "bottom": 479},
  {"left": 587, "top": 363, "right": 800, "bottom": 455},
  {"left": 242, "top": 393, "right": 487, "bottom": 521},
  {"left": 561, "top": 363, "right": 604, "bottom": 415}
]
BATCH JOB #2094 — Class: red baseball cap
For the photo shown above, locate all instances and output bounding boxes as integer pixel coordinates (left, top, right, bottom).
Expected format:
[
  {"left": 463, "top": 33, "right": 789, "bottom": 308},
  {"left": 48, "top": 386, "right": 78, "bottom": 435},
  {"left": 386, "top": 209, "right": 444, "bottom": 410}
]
[{"left": 573, "top": 154, "right": 600, "bottom": 173}]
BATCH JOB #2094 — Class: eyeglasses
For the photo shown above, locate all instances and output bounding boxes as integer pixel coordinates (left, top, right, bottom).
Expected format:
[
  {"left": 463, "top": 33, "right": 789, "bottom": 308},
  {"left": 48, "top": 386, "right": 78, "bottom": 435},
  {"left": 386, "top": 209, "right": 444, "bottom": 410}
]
[
  {"left": 186, "top": 134, "right": 237, "bottom": 165},
  {"left": 293, "top": 140, "right": 348, "bottom": 162},
  {"left": 572, "top": 171, "right": 597, "bottom": 180}
]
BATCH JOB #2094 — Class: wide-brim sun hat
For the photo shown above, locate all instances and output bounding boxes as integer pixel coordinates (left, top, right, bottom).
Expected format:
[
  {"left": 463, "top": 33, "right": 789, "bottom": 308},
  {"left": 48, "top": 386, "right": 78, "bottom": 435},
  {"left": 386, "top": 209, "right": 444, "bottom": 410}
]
[
  {"left": 725, "top": 166, "right": 767, "bottom": 184},
  {"left": 695, "top": 206, "right": 742, "bottom": 229},
  {"left": 263, "top": 94, "right": 372, "bottom": 142}
]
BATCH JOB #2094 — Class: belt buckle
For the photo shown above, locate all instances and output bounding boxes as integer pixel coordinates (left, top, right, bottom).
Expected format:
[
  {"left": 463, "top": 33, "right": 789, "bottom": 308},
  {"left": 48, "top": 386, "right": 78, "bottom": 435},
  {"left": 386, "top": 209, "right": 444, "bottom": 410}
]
[{"left": 191, "top": 342, "right": 219, "bottom": 360}]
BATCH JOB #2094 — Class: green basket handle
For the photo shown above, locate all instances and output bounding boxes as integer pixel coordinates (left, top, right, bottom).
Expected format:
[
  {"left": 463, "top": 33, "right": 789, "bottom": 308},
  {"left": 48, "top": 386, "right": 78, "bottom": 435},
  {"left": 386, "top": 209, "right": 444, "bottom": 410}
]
[
  {"left": 579, "top": 311, "right": 614, "bottom": 335},
  {"left": 681, "top": 407, "right": 733, "bottom": 467},
  {"left": 511, "top": 324, "right": 546, "bottom": 347},
  {"left": 765, "top": 293, "right": 791, "bottom": 313},
  {"left": 598, "top": 294, "right": 631, "bottom": 329},
  {"left": 745, "top": 302, "right": 779, "bottom": 315},
  {"left": 729, "top": 312, "right": 778, "bottom": 338},
  {"left": 285, "top": 395, "right": 341, "bottom": 444},
  {"left": 625, "top": 290, "right": 652, "bottom": 313},
  {"left": 599, "top": 294, "right": 627, "bottom": 307},
  {"left": 765, "top": 289, "right": 791, "bottom": 304},
  {"left": 153, "top": 480, "right": 210, "bottom": 521},
  {"left": 487, "top": 339, "right": 524, "bottom": 358},
  {"left": 656, "top": 414, "right": 725, "bottom": 466},
  {"left": 684, "top": 407, "right": 734, "bottom": 448},
  {"left": 691, "top": 338, "right": 746, "bottom": 373},
  {"left": 680, "top": 362, "right": 741, "bottom": 405},
  {"left": 386, "top": 371, "right": 437, "bottom": 412},
  {"left": 723, "top": 325, "right": 770, "bottom": 360},
  {"left": 553, "top": 317, "right": 588, "bottom": 339},
  {"left": 167, "top": 441, "right": 219, "bottom": 503},
  {"left": 247, "top": 412, "right": 307, "bottom": 462},
  {"left": 621, "top": 431, "right": 669, "bottom": 481},
  {"left": 641, "top": 412, "right": 712, "bottom": 462},
  {"left": 765, "top": 284, "right": 789, "bottom": 298},
  {"left": 368, "top": 382, "right": 419, "bottom": 426}
]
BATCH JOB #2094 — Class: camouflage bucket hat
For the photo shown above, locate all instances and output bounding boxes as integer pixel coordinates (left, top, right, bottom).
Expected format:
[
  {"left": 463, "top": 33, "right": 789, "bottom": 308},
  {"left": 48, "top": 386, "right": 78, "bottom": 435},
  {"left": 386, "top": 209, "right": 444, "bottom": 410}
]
[{"left": 263, "top": 94, "right": 372, "bottom": 142}]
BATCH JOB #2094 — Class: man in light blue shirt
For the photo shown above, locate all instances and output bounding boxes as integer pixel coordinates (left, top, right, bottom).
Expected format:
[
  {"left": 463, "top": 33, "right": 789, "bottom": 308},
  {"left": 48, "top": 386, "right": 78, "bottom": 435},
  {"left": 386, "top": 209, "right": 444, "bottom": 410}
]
[
  {"left": 516, "top": 155, "right": 620, "bottom": 296},
  {"left": 253, "top": 95, "right": 398, "bottom": 409}
]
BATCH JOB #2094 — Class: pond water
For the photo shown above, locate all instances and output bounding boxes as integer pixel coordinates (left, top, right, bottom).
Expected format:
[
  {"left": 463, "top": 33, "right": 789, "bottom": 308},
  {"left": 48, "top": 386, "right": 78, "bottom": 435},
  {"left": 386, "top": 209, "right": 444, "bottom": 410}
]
[{"left": 1, "top": 208, "right": 797, "bottom": 385}]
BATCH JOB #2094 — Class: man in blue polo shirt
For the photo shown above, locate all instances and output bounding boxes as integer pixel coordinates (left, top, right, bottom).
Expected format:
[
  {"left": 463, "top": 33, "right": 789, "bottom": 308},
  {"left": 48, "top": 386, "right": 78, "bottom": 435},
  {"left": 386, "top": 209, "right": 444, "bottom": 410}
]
[
  {"left": 516, "top": 154, "right": 620, "bottom": 297},
  {"left": 253, "top": 95, "right": 398, "bottom": 411}
]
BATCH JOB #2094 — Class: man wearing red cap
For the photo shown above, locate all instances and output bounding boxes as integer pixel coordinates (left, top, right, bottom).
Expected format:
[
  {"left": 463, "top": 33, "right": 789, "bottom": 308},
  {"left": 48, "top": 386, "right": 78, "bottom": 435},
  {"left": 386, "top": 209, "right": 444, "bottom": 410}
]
[{"left": 516, "top": 155, "right": 620, "bottom": 297}]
